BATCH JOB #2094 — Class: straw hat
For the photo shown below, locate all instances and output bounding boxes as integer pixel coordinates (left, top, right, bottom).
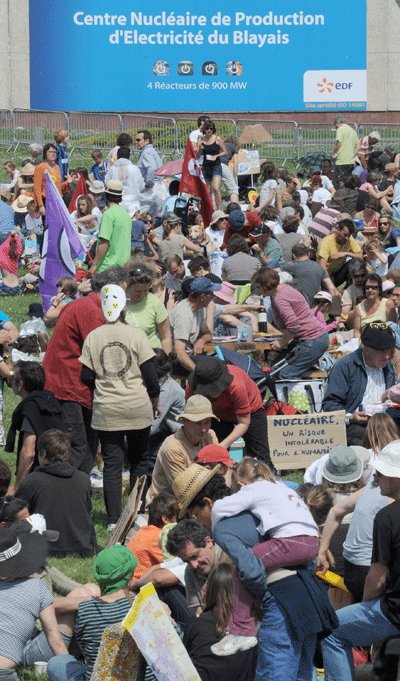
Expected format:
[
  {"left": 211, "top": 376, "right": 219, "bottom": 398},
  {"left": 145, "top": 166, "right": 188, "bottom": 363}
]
[
  {"left": 20, "top": 163, "right": 35, "bottom": 176},
  {"left": 172, "top": 463, "right": 221, "bottom": 519},
  {"left": 105, "top": 179, "right": 123, "bottom": 196},
  {"left": 12, "top": 194, "right": 33, "bottom": 213}
]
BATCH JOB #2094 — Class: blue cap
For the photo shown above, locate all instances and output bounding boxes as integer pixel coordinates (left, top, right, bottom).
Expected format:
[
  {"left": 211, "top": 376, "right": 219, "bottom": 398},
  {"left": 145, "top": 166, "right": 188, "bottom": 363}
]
[
  {"left": 190, "top": 277, "right": 222, "bottom": 296},
  {"left": 228, "top": 210, "right": 246, "bottom": 231}
]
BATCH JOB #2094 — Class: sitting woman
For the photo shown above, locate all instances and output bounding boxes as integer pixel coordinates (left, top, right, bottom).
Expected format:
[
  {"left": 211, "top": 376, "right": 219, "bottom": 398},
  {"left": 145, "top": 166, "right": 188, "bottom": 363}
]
[
  {"left": 252, "top": 266, "right": 329, "bottom": 380},
  {"left": 222, "top": 234, "right": 261, "bottom": 285},
  {"left": 377, "top": 214, "right": 400, "bottom": 249},
  {"left": 44, "top": 276, "right": 78, "bottom": 325},
  {"left": 153, "top": 215, "right": 201, "bottom": 261},
  {"left": 0, "top": 231, "right": 23, "bottom": 295},
  {"left": 353, "top": 273, "right": 396, "bottom": 337},
  {"left": 151, "top": 261, "right": 174, "bottom": 311},
  {"left": 70, "top": 195, "right": 102, "bottom": 249},
  {"left": 353, "top": 197, "right": 380, "bottom": 236},
  {"left": 183, "top": 563, "right": 258, "bottom": 681},
  {"left": 364, "top": 238, "right": 388, "bottom": 278},
  {"left": 125, "top": 258, "right": 172, "bottom": 353}
]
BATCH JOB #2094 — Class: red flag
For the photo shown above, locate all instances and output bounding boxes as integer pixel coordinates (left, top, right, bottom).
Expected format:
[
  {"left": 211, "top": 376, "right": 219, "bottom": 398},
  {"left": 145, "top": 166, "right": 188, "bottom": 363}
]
[
  {"left": 68, "top": 174, "right": 87, "bottom": 213},
  {"left": 179, "top": 138, "right": 214, "bottom": 227}
]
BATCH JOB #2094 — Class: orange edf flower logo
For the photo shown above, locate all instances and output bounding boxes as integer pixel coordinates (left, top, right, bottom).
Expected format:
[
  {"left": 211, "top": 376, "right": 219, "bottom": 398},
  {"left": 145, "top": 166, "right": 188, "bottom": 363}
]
[{"left": 317, "top": 77, "right": 334, "bottom": 93}]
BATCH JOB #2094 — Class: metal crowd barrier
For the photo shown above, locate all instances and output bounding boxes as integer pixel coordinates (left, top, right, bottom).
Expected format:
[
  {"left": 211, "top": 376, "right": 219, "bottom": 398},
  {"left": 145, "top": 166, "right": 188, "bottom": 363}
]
[
  {"left": 0, "top": 110, "right": 14, "bottom": 150},
  {"left": 13, "top": 109, "right": 69, "bottom": 149},
  {"left": 295, "top": 121, "right": 358, "bottom": 160},
  {"left": 68, "top": 112, "right": 123, "bottom": 153},
  {"left": 122, "top": 114, "right": 176, "bottom": 161},
  {"left": 236, "top": 118, "right": 298, "bottom": 164}
]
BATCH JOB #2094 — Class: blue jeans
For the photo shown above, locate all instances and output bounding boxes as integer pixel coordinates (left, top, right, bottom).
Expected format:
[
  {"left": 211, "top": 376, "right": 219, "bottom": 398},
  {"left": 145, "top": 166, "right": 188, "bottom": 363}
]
[
  {"left": 256, "top": 592, "right": 316, "bottom": 681},
  {"left": 47, "top": 654, "right": 86, "bottom": 681},
  {"left": 279, "top": 332, "right": 329, "bottom": 381},
  {"left": 22, "top": 630, "right": 72, "bottom": 666},
  {"left": 321, "top": 598, "right": 400, "bottom": 681}
]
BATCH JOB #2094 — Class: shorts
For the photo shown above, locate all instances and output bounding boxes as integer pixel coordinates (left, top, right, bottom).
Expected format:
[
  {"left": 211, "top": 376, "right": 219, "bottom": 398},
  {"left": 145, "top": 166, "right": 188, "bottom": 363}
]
[{"left": 202, "top": 163, "right": 222, "bottom": 181}]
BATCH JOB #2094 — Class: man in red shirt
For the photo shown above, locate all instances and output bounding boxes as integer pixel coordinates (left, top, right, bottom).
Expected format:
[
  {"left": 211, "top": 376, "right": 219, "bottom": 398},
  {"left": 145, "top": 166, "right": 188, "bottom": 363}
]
[
  {"left": 186, "top": 356, "right": 274, "bottom": 470},
  {"left": 42, "top": 266, "right": 128, "bottom": 473},
  {"left": 222, "top": 204, "right": 261, "bottom": 250}
]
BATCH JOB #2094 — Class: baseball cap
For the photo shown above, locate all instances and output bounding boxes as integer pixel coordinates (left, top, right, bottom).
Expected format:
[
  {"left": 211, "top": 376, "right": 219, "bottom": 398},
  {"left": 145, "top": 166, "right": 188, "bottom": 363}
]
[
  {"left": 370, "top": 131, "right": 381, "bottom": 142},
  {"left": 310, "top": 165, "right": 321, "bottom": 174},
  {"left": 314, "top": 291, "right": 332, "bottom": 303},
  {"left": 249, "top": 224, "right": 272, "bottom": 239},
  {"left": 189, "top": 277, "right": 221, "bottom": 296},
  {"left": 196, "top": 444, "right": 234, "bottom": 467}
]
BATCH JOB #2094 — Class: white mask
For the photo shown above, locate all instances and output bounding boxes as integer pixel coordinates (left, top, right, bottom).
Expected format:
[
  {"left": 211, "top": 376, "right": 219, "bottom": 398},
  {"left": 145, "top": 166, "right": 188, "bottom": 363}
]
[{"left": 101, "top": 284, "right": 126, "bottom": 322}]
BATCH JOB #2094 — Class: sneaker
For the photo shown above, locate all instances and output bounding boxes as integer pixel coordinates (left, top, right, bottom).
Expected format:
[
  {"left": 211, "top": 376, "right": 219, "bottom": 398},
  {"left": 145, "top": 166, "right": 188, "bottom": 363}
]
[
  {"left": 90, "top": 466, "right": 103, "bottom": 479},
  {"left": 90, "top": 466, "right": 104, "bottom": 488},
  {"left": 211, "top": 632, "right": 258, "bottom": 656},
  {"left": 107, "top": 523, "right": 117, "bottom": 531}
]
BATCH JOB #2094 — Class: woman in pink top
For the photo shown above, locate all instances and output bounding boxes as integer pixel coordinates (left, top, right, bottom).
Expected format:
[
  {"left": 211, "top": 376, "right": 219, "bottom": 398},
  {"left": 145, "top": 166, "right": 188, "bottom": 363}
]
[{"left": 252, "top": 267, "right": 329, "bottom": 380}]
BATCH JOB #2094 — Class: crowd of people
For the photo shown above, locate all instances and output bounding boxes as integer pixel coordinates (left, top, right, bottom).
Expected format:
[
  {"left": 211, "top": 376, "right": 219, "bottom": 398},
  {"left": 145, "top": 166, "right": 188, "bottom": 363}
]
[{"left": 2, "top": 115, "right": 400, "bottom": 680}]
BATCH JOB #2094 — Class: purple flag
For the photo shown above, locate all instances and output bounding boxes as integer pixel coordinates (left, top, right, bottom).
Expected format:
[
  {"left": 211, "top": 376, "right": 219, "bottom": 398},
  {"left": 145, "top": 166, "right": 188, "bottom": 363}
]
[{"left": 39, "top": 171, "right": 85, "bottom": 311}]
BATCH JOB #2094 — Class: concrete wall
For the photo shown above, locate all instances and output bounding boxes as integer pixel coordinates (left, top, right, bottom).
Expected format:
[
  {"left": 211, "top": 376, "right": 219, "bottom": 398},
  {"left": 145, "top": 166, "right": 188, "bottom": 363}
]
[{"left": 1, "top": 0, "right": 399, "bottom": 112}]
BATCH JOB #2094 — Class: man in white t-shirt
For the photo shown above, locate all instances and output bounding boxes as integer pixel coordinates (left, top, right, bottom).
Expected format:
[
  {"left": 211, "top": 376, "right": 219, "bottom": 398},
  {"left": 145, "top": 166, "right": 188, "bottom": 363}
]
[{"left": 189, "top": 115, "right": 210, "bottom": 153}]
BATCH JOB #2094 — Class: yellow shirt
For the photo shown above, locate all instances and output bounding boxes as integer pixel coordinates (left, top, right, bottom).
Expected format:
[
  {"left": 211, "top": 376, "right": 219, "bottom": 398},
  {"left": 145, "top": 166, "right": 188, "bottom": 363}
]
[
  {"left": 335, "top": 124, "right": 359, "bottom": 166},
  {"left": 317, "top": 233, "right": 361, "bottom": 274}
]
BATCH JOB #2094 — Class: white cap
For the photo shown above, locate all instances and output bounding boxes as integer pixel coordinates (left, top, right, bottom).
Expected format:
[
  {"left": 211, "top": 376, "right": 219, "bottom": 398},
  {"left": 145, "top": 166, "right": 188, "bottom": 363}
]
[
  {"left": 314, "top": 291, "right": 332, "bottom": 303},
  {"left": 374, "top": 440, "right": 400, "bottom": 478},
  {"left": 369, "top": 131, "right": 381, "bottom": 142}
]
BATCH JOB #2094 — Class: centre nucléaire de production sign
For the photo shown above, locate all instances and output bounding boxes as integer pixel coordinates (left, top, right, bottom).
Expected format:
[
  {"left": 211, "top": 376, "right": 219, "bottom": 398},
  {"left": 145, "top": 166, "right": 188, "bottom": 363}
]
[
  {"left": 29, "top": 0, "right": 366, "bottom": 111},
  {"left": 267, "top": 410, "right": 346, "bottom": 470}
]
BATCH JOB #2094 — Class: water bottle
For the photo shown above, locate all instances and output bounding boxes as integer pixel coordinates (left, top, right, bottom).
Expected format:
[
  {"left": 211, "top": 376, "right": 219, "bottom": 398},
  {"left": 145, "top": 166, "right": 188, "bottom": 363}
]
[
  {"left": 258, "top": 298, "right": 268, "bottom": 333},
  {"left": 237, "top": 322, "right": 253, "bottom": 342}
]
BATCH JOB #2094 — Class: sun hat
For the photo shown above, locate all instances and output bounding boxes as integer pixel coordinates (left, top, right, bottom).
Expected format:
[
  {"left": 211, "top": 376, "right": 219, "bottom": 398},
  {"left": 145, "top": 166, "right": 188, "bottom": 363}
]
[
  {"left": 361, "top": 324, "right": 395, "bottom": 350},
  {"left": 214, "top": 280, "right": 235, "bottom": 304},
  {"left": 382, "top": 280, "right": 395, "bottom": 293},
  {"left": 105, "top": 179, "right": 123, "bottom": 196},
  {"left": 0, "top": 526, "right": 48, "bottom": 579},
  {"left": 93, "top": 545, "right": 137, "bottom": 596},
  {"left": 90, "top": 180, "right": 105, "bottom": 194},
  {"left": 188, "top": 357, "right": 234, "bottom": 396},
  {"left": 175, "top": 394, "right": 218, "bottom": 422},
  {"left": 20, "top": 163, "right": 35, "bottom": 176},
  {"left": 210, "top": 210, "right": 228, "bottom": 225},
  {"left": 369, "top": 131, "right": 381, "bottom": 142},
  {"left": 227, "top": 210, "right": 246, "bottom": 231},
  {"left": 352, "top": 446, "right": 373, "bottom": 480},
  {"left": 374, "top": 440, "right": 400, "bottom": 478},
  {"left": 26, "top": 514, "right": 59, "bottom": 542},
  {"left": 172, "top": 463, "right": 222, "bottom": 519},
  {"left": 12, "top": 195, "right": 32, "bottom": 213},
  {"left": 322, "top": 445, "right": 363, "bottom": 484},
  {"left": 0, "top": 188, "right": 11, "bottom": 201},
  {"left": 314, "top": 291, "right": 332, "bottom": 303},
  {"left": 196, "top": 444, "right": 234, "bottom": 467},
  {"left": 189, "top": 277, "right": 221, "bottom": 296}
]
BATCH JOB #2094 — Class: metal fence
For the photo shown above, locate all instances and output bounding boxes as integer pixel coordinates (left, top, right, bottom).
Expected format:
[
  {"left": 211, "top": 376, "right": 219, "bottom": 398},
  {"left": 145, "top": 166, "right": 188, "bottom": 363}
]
[
  {"left": 68, "top": 112, "right": 123, "bottom": 152},
  {"left": 13, "top": 109, "right": 69, "bottom": 148},
  {"left": 175, "top": 118, "right": 237, "bottom": 154},
  {"left": 4, "top": 110, "right": 400, "bottom": 164},
  {"left": 295, "top": 121, "right": 358, "bottom": 161},
  {"left": 0, "top": 110, "right": 14, "bottom": 149},
  {"left": 122, "top": 114, "right": 176, "bottom": 161},
  {"left": 236, "top": 119, "right": 298, "bottom": 164}
]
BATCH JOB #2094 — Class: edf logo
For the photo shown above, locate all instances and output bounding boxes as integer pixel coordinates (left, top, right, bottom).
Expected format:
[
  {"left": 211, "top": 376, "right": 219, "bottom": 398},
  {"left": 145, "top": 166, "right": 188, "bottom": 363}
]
[{"left": 335, "top": 82, "right": 353, "bottom": 89}]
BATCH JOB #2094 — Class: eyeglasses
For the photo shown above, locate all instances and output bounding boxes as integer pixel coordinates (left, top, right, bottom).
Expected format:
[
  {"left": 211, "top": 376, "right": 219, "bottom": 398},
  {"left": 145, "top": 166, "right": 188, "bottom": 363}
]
[
  {"left": 0, "top": 495, "right": 12, "bottom": 522},
  {"left": 135, "top": 138, "right": 143, "bottom": 142},
  {"left": 365, "top": 285, "right": 379, "bottom": 290},
  {"left": 365, "top": 322, "right": 389, "bottom": 330}
]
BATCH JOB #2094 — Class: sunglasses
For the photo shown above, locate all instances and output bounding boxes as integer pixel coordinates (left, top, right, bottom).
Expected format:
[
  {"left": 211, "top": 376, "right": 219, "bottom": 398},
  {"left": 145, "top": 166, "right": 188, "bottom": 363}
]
[
  {"left": 365, "top": 322, "right": 389, "bottom": 330},
  {"left": 365, "top": 285, "right": 379, "bottom": 290},
  {"left": 144, "top": 220, "right": 153, "bottom": 224},
  {"left": 133, "top": 268, "right": 151, "bottom": 276}
]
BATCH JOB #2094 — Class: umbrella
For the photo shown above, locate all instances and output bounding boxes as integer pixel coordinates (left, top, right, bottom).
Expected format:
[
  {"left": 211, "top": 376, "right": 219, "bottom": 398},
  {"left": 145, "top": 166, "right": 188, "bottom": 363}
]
[{"left": 154, "top": 159, "right": 183, "bottom": 177}]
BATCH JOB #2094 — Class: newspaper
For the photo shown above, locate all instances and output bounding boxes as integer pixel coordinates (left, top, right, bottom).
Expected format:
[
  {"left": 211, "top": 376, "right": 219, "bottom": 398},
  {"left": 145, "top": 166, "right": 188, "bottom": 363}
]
[{"left": 123, "top": 583, "right": 201, "bottom": 681}]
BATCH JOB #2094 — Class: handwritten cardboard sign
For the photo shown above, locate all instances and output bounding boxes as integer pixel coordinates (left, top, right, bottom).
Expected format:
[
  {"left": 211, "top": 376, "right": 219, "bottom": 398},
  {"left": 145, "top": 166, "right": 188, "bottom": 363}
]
[{"left": 267, "top": 410, "right": 346, "bottom": 470}]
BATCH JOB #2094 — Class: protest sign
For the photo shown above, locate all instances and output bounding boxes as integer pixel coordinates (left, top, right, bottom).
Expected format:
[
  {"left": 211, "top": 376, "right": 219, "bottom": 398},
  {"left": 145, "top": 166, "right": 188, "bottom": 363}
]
[
  {"left": 267, "top": 410, "right": 346, "bottom": 470},
  {"left": 106, "top": 475, "right": 146, "bottom": 549},
  {"left": 123, "top": 584, "right": 201, "bottom": 681}
]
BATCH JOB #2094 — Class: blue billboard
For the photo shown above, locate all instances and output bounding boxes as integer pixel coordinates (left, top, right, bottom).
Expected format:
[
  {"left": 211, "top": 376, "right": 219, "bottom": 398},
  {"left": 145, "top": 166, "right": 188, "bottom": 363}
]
[{"left": 29, "top": 1, "right": 367, "bottom": 111}]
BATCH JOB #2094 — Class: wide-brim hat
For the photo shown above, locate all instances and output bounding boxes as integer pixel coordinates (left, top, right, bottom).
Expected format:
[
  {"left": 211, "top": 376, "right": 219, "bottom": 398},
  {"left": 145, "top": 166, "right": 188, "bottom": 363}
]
[
  {"left": 210, "top": 210, "right": 228, "bottom": 225},
  {"left": 188, "top": 357, "right": 233, "bottom": 396},
  {"left": 105, "top": 179, "right": 123, "bottom": 196},
  {"left": 374, "top": 440, "right": 400, "bottom": 478},
  {"left": 385, "top": 163, "right": 397, "bottom": 173},
  {"left": 90, "top": 180, "right": 105, "bottom": 194},
  {"left": 352, "top": 446, "right": 373, "bottom": 480},
  {"left": 0, "top": 527, "right": 48, "bottom": 579},
  {"left": 12, "top": 194, "right": 32, "bottom": 213},
  {"left": 172, "top": 463, "right": 222, "bottom": 519},
  {"left": 175, "top": 394, "right": 218, "bottom": 422},
  {"left": 20, "top": 163, "right": 35, "bottom": 176},
  {"left": 214, "top": 281, "right": 236, "bottom": 304},
  {"left": 322, "top": 445, "right": 363, "bottom": 484},
  {"left": 0, "top": 188, "right": 11, "bottom": 201}
]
